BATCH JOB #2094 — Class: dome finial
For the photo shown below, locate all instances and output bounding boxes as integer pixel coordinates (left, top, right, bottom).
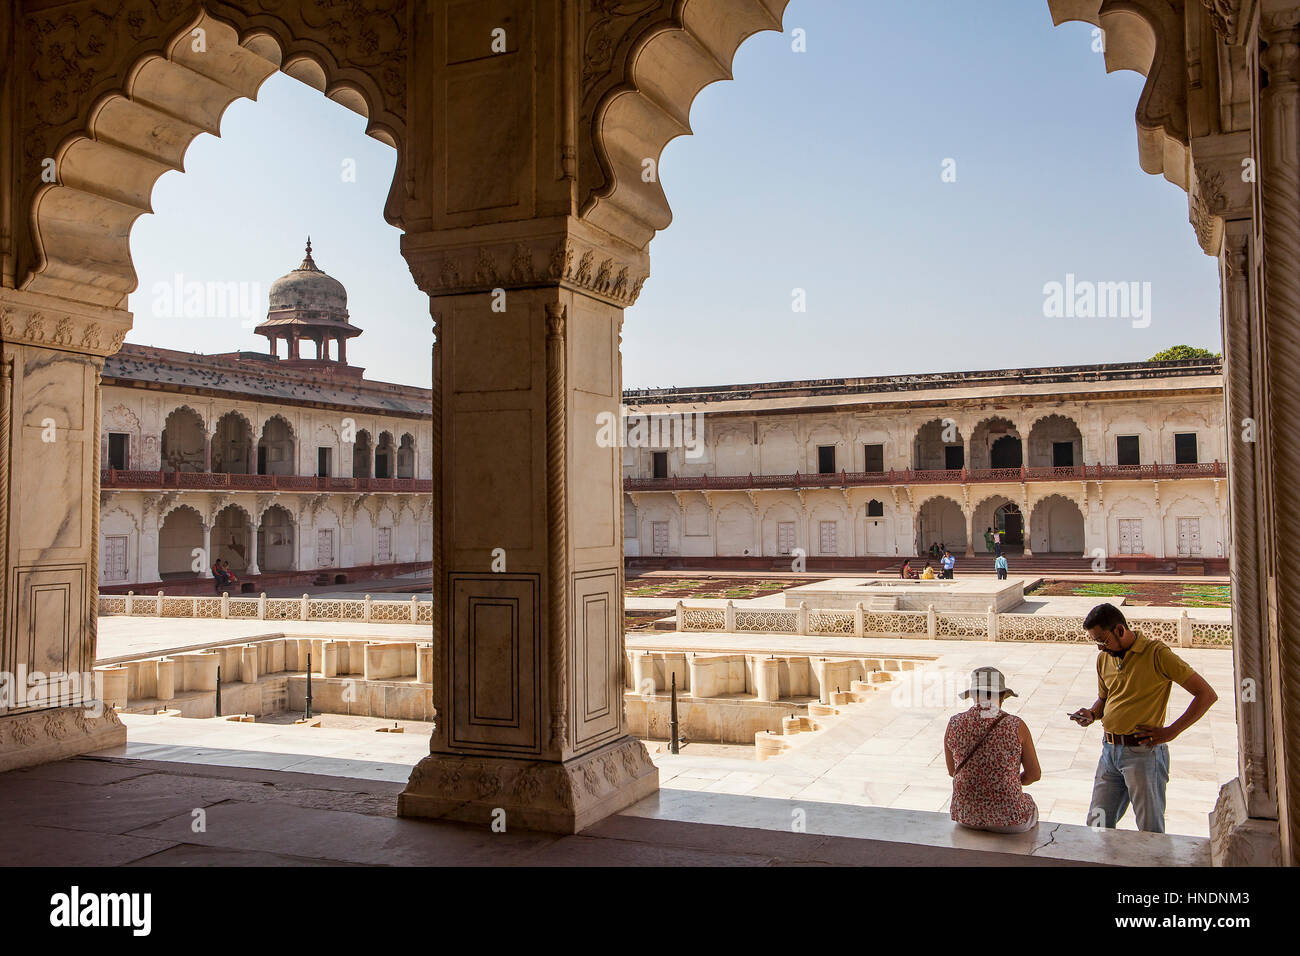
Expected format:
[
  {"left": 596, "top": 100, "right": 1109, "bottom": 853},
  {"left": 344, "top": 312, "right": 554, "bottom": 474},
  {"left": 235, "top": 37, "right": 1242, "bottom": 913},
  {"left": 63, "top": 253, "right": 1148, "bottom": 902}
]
[{"left": 299, "top": 236, "right": 317, "bottom": 271}]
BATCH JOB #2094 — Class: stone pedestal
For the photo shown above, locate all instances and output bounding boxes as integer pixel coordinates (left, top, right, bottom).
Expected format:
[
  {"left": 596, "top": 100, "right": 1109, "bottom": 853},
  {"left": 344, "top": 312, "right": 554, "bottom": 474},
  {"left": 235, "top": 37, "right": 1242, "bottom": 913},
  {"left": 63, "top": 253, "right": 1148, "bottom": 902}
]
[
  {"left": 400, "top": 736, "right": 657, "bottom": 833},
  {"left": 0, "top": 705, "right": 126, "bottom": 773},
  {"left": 1210, "top": 777, "right": 1283, "bottom": 866}
]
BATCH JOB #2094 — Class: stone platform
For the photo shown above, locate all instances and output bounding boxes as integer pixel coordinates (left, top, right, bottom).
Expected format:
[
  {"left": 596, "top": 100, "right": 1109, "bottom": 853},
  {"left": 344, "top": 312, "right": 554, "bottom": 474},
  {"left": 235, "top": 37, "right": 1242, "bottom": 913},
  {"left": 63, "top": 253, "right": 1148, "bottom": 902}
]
[{"left": 783, "top": 577, "right": 1027, "bottom": 612}]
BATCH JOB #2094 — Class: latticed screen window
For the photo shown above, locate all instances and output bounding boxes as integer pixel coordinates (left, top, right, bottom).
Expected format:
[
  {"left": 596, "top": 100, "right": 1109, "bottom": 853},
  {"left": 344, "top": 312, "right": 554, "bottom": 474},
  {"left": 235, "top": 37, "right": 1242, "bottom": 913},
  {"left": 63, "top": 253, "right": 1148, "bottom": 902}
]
[
  {"left": 377, "top": 527, "right": 392, "bottom": 563},
  {"left": 317, "top": 529, "right": 335, "bottom": 567},
  {"left": 652, "top": 521, "right": 670, "bottom": 555},
  {"left": 777, "top": 522, "right": 796, "bottom": 555},
  {"left": 819, "top": 521, "right": 837, "bottom": 555},
  {"left": 104, "top": 535, "right": 127, "bottom": 581}
]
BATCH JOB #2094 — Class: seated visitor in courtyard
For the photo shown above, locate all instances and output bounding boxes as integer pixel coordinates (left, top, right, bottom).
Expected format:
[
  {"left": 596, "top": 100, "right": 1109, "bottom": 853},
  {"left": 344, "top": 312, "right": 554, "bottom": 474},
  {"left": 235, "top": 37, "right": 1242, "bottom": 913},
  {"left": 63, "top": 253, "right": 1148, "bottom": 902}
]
[
  {"left": 900, "top": 560, "right": 913, "bottom": 579},
  {"left": 921, "top": 563, "right": 936, "bottom": 579},
  {"left": 1070, "top": 603, "right": 1219, "bottom": 833},
  {"left": 944, "top": 667, "right": 1040, "bottom": 834}
]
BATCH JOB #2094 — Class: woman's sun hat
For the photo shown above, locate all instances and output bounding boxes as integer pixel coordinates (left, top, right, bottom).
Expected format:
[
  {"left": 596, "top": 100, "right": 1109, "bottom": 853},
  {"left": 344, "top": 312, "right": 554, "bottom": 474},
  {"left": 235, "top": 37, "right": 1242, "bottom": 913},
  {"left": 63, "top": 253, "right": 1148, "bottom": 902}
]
[{"left": 959, "top": 666, "right": 1017, "bottom": 699}]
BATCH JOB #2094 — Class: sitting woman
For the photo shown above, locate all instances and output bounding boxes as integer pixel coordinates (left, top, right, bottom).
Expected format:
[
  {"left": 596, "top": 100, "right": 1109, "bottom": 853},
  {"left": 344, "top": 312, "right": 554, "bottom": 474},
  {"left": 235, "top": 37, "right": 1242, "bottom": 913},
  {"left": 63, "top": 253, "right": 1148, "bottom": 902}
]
[
  {"left": 944, "top": 667, "right": 1040, "bottom": 834},
  {"left": 920, "top": 563, "right": 936, "bottom": 580},
  {"left": 900, "top": 560, "right": 912, "bottom": 579}
]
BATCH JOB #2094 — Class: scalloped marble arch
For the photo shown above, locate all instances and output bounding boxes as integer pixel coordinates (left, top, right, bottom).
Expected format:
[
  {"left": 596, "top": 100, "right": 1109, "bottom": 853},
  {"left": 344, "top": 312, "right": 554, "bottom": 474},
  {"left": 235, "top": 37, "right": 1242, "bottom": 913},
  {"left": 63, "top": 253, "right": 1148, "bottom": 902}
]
[
  {"left": 1047, "top": 0, "right": 1190, "bottom": 190},
  {"left": 26, "top": 9, "right": 402, "bottom": 311},
  {"left": 585, "top": 0, "right": 1192, "bottom": 250}
]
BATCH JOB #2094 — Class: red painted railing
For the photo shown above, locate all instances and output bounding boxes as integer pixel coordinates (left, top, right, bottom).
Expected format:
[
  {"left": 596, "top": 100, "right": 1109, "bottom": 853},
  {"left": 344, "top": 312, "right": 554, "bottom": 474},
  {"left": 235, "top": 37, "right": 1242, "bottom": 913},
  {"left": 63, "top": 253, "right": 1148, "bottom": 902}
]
[
  {"left": 624, "top": 461, "right": 1225, "bottom": 492},
  {"left": 100, "top": 469, "right": 432, "bottom": 492}
]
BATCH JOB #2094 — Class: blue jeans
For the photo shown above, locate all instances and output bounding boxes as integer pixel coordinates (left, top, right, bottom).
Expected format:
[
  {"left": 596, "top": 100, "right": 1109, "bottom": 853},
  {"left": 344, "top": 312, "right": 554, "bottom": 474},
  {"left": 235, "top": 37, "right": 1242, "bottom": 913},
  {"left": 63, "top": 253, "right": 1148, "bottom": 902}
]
[{"left": 1088, "top": 741, "right": 1169, "bottom": 833}]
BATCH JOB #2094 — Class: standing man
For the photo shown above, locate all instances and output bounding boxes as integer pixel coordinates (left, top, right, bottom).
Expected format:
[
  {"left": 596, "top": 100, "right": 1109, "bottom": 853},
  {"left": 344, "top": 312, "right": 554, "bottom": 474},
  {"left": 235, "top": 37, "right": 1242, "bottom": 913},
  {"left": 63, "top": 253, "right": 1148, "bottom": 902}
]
[
  {"left": 941, "top": 550, "right": 955, "bottom": 579},
  {"left": 1069, "top": 603, "right": 1218, "bottom": 833},
  {"left": 994, "top": 553, "right": 1009, "bottom": 580}
]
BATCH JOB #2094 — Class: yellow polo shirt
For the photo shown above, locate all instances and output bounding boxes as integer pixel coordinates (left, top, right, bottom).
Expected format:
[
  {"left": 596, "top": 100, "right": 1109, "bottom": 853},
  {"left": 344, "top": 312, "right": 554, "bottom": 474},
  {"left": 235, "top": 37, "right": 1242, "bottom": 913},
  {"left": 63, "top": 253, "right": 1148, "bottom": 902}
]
[{"left": 1096, "top": 633, "right": 1196, "bottom": 734}]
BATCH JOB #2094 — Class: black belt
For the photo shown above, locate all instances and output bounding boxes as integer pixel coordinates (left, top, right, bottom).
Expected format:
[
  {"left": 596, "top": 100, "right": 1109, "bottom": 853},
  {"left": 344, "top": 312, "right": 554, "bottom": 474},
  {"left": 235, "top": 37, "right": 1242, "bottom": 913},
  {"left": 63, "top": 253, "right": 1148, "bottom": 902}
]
[{"left": 1104, "top": 731, "right": 1146, "bottom": 746}]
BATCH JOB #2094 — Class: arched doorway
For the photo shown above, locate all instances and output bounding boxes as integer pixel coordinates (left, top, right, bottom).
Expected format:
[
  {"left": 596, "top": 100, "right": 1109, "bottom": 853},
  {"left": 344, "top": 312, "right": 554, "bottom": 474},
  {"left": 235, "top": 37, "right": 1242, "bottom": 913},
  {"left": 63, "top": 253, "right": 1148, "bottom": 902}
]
[
  {"left": 161, "top": 407, "right": 206, "bottom": 473},
  {"left": 353, "top": 429, "right": 373, "bottom": 479},
  {"left": 1028, "top": 415, "right": 1084, "bottom": 469},
  {"left": 158, "top": 505, "right": 204, "bottom": 578},
  {"left": 971, "top": 417, "right": 1023, "bottom": 470},
  {"left": 258, "top": 416, "right": 296, "bottom": 476},
  {"left": 916, "top": 496, "right": 966, "bottom": 556},
  {"left": 913, "top": 419, "right": 965, "bottom": 471},
  {"left": 213, "top": 412, "right": 254, "bottom": 475},
  {"left": 994, "top": 502, "right": 1024, "bottom": 552},
  {"left": 257, "top": 505, "right": 297, "bottom": 572},
  {"left": 397, "top": 433, "right": 416, "bottom": 478},
  {"left": 212, "top": 504, "right": 252, "bottom": 572},
  {"left": 1031, "top": 495, "right": 1086, "bottom": 555},
  {"left": 375, "top": 431, "right": 395, "bottom": 479}
]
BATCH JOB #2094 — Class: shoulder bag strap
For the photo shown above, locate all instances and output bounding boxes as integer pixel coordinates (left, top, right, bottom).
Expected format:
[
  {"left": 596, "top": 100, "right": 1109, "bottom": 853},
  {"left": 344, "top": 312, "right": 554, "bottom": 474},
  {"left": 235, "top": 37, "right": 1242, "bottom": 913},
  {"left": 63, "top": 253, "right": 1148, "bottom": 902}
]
[{"left": 954, "top": 712, "right": 1009, "bottom": 776}]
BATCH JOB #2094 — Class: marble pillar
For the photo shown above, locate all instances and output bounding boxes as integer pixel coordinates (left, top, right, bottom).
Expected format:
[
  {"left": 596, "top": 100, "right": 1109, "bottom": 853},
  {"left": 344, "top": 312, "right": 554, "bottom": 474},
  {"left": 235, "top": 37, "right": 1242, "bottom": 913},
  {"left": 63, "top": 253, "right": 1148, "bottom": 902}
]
[
  {"left": 398, "top": 220, "right": 657, "bottom": 833},
  {"left": 0, "top": 289, "right": 126, "bottom": 770}
]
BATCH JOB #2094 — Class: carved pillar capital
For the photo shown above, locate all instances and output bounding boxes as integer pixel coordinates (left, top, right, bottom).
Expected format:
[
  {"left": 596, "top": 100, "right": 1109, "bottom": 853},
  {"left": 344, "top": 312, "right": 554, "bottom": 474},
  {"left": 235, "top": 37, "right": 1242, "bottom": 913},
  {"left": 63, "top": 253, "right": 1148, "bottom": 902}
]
[{"left": 402, "top": 217, "right": 650, "bottom": 310}]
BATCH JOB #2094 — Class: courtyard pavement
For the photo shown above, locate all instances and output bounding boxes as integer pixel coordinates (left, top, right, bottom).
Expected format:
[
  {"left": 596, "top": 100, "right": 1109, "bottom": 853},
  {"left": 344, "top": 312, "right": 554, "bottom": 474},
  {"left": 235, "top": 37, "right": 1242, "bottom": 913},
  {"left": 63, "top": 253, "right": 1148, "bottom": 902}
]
[{"left": 627, "top": 633, "right": 1237, "bottom": 838}]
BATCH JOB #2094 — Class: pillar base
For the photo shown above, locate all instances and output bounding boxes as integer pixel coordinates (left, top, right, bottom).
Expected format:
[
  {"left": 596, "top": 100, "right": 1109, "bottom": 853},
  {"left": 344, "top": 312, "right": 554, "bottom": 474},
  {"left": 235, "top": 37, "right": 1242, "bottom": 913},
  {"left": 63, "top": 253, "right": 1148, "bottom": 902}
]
[
  {"left": 0, "top": 705, "right": 127, "bottom": 773},
  {"left": 398, "top": 735, "right": 659, "bottom": 834},
  {"left": 1209, "top": 776, "right": 1283, "bottom": 866}
]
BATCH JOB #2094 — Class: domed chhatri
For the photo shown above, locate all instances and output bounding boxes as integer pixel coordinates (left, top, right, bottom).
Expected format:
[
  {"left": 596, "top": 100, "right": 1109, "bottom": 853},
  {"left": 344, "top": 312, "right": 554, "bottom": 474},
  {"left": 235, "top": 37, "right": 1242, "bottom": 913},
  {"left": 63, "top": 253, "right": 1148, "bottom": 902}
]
[{"left": 255, "top": 238, "right": 363, "bottom": 368}]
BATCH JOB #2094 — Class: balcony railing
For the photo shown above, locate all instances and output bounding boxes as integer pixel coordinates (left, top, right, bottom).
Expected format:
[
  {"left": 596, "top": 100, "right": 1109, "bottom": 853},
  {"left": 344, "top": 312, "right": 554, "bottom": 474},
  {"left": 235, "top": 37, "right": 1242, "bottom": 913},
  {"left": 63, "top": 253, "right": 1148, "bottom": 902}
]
[
  {"left": 101, "top": 469, "right": 432, "bottom": 492},
  {"left": 624, "top": 461, "right": 1225, "bottom": 492}
]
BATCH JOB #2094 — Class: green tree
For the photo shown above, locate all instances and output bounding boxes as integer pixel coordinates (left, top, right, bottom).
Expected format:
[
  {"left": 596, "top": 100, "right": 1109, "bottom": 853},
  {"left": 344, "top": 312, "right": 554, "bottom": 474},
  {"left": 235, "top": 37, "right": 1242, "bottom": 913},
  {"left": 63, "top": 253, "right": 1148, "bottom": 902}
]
[{"left": 1149, "top": 345, "right": 1221, "bottom": 362}]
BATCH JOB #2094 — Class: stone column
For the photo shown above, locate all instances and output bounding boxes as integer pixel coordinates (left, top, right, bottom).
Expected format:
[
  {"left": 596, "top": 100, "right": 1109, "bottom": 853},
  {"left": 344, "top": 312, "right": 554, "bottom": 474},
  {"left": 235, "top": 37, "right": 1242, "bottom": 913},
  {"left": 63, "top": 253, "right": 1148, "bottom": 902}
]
[
  {"left": 1248, "top": 5, "right": 1300, "bottom": 865},
  {"left": 200, "top": 520, "right": 213, "bottom": 579},
  {"left": 203, "top": 434, "right": 212, "bottom": 473},
  {"left": 338, "top": 337, "right": 347, "bottom": 364},
  {"left": 964, "top": 507, "right": 975, "bottom": 558},
  {"left": 247, "top": 519, "right": 261, "bottom": 577},
  {"left": 397, "top": 218, "right": 657, "bottom": 833},
  {"left": 0, "top": 289, "right": 126, "bottom": 770}
]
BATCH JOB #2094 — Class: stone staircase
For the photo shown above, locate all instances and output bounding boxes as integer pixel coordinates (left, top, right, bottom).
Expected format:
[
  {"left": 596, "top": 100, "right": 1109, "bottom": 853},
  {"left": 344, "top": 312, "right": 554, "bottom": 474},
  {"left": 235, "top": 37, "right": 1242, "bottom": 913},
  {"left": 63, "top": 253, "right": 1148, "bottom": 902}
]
[{"left": 755, "top": 658, "right": 910, "bottom": 759}]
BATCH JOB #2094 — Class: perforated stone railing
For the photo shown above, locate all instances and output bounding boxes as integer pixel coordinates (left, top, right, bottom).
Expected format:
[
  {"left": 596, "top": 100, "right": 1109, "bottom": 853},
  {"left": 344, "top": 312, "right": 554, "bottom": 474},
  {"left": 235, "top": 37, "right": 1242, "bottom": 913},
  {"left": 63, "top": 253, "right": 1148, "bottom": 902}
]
[
  {"left": 673, "top": 600, "right": 1229, "bottom": 647},
  {"left": 98, "top": 592, "right": 431, "bottom": 624}
]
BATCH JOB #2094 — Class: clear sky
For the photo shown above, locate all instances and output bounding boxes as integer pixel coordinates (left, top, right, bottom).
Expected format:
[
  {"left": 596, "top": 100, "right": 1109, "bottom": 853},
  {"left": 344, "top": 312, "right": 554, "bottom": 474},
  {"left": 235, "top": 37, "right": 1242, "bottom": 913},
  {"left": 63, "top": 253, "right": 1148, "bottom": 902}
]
[{"left": 126, "top": 0, "right": 1222, "bottom": 391}]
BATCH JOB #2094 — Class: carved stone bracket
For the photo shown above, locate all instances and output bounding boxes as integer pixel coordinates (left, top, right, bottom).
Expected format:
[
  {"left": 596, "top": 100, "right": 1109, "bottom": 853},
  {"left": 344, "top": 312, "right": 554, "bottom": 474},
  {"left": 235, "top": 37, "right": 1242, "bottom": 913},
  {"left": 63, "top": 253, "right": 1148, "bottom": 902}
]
[
  {"left": 1201, "top": 0, "right": 1260, "bottom": 44},
  {"left": 0, "top": 290, "right": 129, "bottom": 358},
  {"left": 403, "top": 219, "right": 650, "bottom": 309}
]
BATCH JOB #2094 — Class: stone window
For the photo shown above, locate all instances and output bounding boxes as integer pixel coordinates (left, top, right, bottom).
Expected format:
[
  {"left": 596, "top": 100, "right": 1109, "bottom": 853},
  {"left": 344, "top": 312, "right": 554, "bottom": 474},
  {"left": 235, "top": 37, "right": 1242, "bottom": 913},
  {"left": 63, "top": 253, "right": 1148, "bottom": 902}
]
[
  {"left": 1116, "top": 435, "right": 1140, "bottom": 466},
  {"left": 652, "top": 451, "right": 668, "bottom": 479},
  {"left": 107, "top": 433, "right": 129, "bottom": 470},
  {"left": 863, "top": 443, "right": 884, "bottom": 473},
  {"left": 817, "top": 445, "right": 836, "bottom": 474},
  {"left": 867, "top": 499, "right": 884, "bottom": 517},
  {"left": 1174, "top": 433, "right": 1198, "bottom": 464}
]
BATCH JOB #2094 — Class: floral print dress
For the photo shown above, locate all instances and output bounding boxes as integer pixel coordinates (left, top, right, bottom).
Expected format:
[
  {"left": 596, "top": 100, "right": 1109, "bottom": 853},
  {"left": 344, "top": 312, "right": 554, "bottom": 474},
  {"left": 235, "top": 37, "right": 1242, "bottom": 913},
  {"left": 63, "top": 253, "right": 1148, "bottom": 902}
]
[{"left": 945, "top": 707, "right": 1038, "bottom": 832}]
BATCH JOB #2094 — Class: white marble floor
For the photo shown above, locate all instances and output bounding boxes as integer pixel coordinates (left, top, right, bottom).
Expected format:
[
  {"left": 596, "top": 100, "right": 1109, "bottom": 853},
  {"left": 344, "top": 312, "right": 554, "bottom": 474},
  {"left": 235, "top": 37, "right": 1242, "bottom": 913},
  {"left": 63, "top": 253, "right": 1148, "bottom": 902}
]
[{"left": 635, "top": 636, "right": 1237, "bottom": 838}]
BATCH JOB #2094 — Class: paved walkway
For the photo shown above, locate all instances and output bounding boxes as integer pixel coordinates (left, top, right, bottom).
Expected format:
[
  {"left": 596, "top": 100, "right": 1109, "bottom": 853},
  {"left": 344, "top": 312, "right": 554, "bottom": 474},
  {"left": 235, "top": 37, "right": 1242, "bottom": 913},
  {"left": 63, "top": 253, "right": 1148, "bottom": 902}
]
[
  {"left": 628, "top": 633, "right": 1237, "bottom": 838},
  {"left": 0, "top": 756, "right": 1202, "bottom": 867}
]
